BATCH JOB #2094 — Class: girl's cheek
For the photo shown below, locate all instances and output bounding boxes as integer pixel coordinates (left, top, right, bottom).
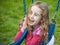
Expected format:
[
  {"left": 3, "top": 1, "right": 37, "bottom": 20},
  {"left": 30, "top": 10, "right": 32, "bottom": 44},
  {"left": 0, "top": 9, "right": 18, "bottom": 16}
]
[
  {"left": 28, "top": 14, "right": 31, "bottom": 18},
  {"left": 35, "top": 17, "right": 41, "bottom": 22},
  {"left": 34, "top": 16, "right": 38, "bottom": 20}
]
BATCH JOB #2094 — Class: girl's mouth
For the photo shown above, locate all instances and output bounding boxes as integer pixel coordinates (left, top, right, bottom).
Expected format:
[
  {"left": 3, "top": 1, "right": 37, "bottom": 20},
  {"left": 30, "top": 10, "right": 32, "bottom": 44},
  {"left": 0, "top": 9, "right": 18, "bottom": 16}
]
[{"left": 29, "top": 19, "right": 34, "bottom": 23}]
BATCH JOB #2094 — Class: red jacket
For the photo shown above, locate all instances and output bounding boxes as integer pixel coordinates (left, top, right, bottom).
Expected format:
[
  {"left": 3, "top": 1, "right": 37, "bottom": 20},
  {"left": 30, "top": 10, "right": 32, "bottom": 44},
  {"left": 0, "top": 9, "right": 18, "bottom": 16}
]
[{"left": 14, "top": 25, "right": 44, "bottom": 45}]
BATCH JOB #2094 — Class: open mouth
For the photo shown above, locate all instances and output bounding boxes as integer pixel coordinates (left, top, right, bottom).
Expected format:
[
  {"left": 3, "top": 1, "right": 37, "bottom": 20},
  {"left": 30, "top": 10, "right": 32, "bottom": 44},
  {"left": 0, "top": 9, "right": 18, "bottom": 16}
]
[{"left": 29, "top": 19, "right": 34, "bottom": 23}]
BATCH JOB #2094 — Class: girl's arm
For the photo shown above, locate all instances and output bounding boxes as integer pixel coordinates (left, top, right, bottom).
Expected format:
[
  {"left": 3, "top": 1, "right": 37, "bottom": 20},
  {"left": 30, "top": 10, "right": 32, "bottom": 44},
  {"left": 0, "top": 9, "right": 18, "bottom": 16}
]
[
  {"left": 14, "top": 26, "right": 23, "bottom": 41},
  {"left": 14, "top": 16, "right": 27, "bottom": 41}
]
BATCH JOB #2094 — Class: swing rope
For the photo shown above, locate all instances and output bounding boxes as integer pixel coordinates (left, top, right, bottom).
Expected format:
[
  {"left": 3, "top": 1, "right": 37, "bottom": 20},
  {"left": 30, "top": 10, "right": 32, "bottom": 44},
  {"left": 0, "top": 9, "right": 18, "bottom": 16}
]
[
  {"left": 47, "top": 0, "right": 60, "bottom": 45},
  {"left": 56, "top": 0, "right": 60, "bottom": 11},
  {"left": 23, "top": 0, "right": 34, "bottom": 15},
  {"left": 23, "top": 0, "right": 26, "bottom": 15},
  {"left": 32, "top": 0, "right": 34, "bottom": 3},
  {"left": 52, "top": 0, "right": 60, "bottom": 23}
]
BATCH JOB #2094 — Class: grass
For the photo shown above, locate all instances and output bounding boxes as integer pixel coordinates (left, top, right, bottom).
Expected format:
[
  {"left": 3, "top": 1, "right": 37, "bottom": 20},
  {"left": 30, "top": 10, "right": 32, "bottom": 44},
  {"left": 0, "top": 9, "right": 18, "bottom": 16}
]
[{"left": 0, "top": 0, "right": 60, "bottom": 45}]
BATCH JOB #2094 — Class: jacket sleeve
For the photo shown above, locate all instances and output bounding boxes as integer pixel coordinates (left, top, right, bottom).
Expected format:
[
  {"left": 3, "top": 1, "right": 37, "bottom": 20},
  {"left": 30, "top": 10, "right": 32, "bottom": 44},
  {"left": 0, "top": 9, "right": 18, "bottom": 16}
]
[
  {"left": 14, "top": 24, "right": 23, "bottom": 41},
  {"left": 14, "top": 30, "right": 22, "bottom": 41}
]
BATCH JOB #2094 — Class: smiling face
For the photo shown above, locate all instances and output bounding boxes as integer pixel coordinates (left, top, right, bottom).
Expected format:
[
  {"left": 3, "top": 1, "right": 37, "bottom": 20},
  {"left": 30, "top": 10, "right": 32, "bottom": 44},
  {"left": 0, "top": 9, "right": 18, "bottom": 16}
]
[{"left": 27, "top": 5, "right": 43, "bottom": 26}]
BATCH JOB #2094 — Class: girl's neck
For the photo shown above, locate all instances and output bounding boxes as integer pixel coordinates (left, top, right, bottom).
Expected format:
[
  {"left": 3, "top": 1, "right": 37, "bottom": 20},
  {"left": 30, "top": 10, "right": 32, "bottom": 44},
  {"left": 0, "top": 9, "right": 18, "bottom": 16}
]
[{"left": 31, "top": 24, "right": 40, "bottom": 30}]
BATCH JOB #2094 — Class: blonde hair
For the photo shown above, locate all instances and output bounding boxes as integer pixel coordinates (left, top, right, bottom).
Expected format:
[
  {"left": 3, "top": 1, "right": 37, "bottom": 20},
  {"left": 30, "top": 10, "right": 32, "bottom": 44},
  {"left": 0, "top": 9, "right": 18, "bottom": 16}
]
[{"left": 20, "top": 1, "right": 50, "bottom": 43}]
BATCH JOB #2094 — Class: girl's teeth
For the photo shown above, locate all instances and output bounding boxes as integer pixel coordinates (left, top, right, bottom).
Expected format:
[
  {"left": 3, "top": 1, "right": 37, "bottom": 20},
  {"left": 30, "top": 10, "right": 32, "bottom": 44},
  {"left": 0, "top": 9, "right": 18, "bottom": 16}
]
[{"left": 29, "top": 19, "right": 34, "bottom": 22}]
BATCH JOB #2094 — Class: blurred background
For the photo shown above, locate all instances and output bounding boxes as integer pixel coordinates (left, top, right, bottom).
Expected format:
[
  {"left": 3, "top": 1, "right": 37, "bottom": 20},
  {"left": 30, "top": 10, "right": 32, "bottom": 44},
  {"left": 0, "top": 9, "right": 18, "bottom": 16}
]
[{"left": 0, "top": 0, "right": 60, "bottom": 45}]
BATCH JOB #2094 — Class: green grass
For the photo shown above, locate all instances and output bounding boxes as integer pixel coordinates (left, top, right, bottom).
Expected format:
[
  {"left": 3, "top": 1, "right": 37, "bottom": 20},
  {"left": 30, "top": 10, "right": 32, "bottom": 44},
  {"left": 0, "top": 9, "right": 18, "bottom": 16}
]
[{"left": 0, "top": 0, "right": 60, "bottom": 45}]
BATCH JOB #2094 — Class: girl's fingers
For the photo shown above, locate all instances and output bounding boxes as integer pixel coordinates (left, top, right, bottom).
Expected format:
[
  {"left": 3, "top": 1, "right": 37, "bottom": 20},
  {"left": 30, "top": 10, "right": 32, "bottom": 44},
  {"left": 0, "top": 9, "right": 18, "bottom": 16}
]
[{"left": 23, "top": 16, "right": 27, "bottom": 29}]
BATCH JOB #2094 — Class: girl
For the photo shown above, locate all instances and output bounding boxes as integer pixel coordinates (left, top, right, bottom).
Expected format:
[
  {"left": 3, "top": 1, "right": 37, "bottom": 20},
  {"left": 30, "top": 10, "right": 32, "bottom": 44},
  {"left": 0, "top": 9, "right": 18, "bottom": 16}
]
[{"left": 14, "top": 1, "right": 49, "bottom": 45}]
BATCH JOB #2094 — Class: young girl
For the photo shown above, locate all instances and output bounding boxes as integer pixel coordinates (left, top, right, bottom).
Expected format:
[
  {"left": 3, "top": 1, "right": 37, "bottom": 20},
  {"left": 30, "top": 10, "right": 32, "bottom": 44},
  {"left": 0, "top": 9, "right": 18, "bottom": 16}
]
[{"left": 14, "top": 1, "right": 49, "bottom": 45}]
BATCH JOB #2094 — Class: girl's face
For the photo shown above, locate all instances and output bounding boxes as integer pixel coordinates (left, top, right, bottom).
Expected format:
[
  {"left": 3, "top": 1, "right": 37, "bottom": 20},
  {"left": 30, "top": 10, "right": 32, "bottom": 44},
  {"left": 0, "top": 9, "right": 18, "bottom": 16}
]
[{"left": 28, "top": 5, "right": 43, "bottom": 26}]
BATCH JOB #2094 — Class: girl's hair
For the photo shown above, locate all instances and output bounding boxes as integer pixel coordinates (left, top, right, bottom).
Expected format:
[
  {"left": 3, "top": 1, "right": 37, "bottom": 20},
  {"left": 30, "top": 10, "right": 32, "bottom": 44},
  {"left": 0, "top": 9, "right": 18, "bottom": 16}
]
[
  {"left": 26, "top": 1, "right": 50, "bottom": 43},
  {"left": 20, "top": 1, "right": 49, "bottom": 43}
]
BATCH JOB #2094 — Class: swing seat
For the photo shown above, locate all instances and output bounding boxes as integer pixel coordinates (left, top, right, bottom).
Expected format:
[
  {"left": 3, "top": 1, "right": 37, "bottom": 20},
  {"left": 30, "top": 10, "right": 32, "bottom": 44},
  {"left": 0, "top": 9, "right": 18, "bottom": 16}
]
[
  {"left": 48, "top": 23, "right": 55, "bottom": 42},
  {"left": 47, "top": 35, "right": 54, "bottom": 45}
]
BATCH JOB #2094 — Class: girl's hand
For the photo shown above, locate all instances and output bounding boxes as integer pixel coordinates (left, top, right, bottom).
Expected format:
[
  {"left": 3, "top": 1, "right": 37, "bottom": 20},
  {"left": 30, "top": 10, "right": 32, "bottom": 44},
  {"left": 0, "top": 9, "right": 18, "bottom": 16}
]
[{"left": 21, "top": 17, "right": 27, "bottom": 32}]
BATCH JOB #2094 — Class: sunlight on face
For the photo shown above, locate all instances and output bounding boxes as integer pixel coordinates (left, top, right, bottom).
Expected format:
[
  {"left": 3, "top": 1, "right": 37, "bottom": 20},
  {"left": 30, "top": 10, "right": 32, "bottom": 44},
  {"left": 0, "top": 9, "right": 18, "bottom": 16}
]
[{"left": 28, "top": 5, "right": 43, "bottom": 26}]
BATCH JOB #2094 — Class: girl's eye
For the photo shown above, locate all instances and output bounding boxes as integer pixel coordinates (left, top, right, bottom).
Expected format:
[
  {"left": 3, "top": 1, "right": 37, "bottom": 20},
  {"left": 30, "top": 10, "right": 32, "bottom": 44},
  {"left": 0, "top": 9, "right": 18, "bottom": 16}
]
[
  {"left": 34, "top": 13, "right": 40, "bottom": 16},
  {"left": 35, "top": 14, "right": 38, "bottom": 16}
]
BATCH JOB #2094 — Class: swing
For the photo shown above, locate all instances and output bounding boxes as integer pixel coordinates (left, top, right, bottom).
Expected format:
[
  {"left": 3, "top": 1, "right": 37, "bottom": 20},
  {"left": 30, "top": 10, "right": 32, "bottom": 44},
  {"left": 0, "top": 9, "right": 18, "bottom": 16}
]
[{"left": 10, "top": 0, "right": 60, "bottom": 45}]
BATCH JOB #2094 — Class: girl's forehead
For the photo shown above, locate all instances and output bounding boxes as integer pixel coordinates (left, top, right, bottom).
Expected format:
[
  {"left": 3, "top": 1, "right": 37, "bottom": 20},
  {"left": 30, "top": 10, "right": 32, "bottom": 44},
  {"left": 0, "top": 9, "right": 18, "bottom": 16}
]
[{"left": 31, "top": 5, "right": 42, "bottom": 14}]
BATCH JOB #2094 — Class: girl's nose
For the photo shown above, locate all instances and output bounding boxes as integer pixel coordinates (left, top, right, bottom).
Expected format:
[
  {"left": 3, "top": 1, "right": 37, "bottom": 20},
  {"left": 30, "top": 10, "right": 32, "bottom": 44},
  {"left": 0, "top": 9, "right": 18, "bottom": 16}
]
[{"left": 30, "top": 15, "right": 34, "bottom": 19}]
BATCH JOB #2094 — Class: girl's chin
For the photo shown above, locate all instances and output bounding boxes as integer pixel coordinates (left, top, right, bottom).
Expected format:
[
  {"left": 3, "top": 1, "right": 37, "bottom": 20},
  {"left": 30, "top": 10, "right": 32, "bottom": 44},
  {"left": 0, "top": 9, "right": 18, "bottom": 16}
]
[{"left": 28, "top": 23, "right": 34, "bottom": 26}]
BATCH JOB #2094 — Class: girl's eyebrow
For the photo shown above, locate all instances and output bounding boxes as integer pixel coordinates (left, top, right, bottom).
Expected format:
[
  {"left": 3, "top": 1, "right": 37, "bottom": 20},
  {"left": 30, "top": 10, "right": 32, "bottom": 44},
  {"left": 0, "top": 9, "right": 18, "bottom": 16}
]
[{"left": 34, "top": 13, "right": 40, "bottom": 16}]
